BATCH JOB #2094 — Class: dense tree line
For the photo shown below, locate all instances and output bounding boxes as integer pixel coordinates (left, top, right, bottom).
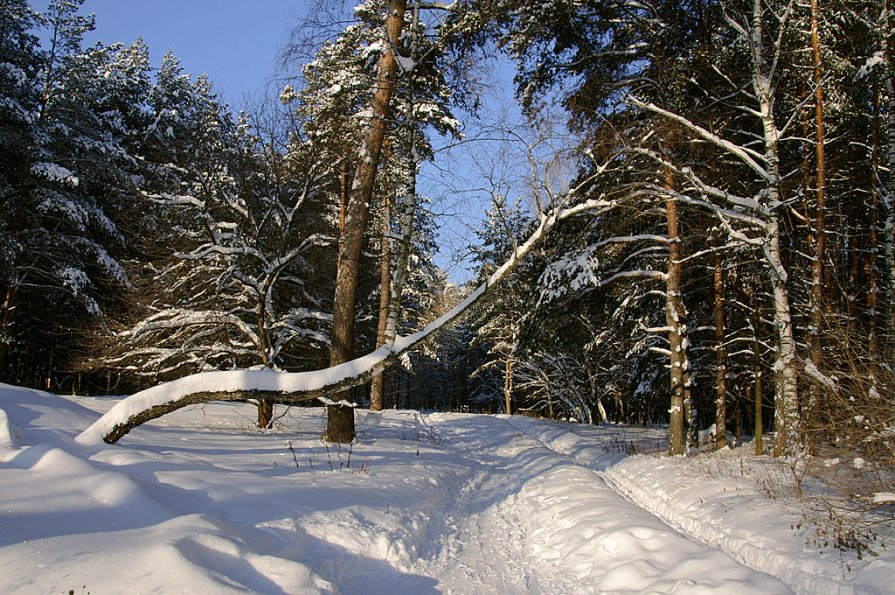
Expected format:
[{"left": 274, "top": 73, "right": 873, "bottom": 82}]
[
  {"left": 3, "top": 0, "right": 893, "bottom": 463},
  {"left": 441, "top": 0, "right": 895, "bottom": 459},
  {"left": 0, "top": 1, "right": 344, "bottom": 410}
]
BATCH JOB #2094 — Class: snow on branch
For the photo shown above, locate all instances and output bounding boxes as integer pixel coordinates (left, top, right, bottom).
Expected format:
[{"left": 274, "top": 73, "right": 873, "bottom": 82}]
[
  {"left": 76, "top": 182, "right": 614, "bottom": 445},
  {"left": 627, "top": 96, "right": 772, "bottom": 183}
]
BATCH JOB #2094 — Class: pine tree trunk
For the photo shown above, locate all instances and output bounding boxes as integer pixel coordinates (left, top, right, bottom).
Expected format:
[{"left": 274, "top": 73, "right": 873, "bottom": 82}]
[
  {"left": 257, "top": 400, "right": 273, "bottom": 429},
  {"left": 504, "top": 355, "right": 513, "bottom": 415},
  {"left": 883, "top": 0, "right": 895, "bottom": 358},
  {"left": 327, "top": 0, "right": 407, "bottom": 443},
  {"left": 383, "top": 1, "right": 421, "bottom": 348},
  {"left": 665, "top": 181, "right": 691, "bottom": 455},
  {"left": 337, "top": 157, "right": 349, "bottom": 272},
  {"left": 0, "top": 285, "right": 15, "bottom": 378},
  {"left": 371, "top": 0, "right": 421, "bottom": 413},
  {"left": 880, "top": 0, "right": 895, "bottom": 361},
  {"left": 256, "top": 300, "right": 274, "bottom": 429},
  {"left": 714, "top": 253, "right": 728, "bottom": 450},
  {"left": 806, "top": 0, "right": 827, "bottom": 451},
  {"left": 868, "top": 85, "right": 881, "bottom": 355}
]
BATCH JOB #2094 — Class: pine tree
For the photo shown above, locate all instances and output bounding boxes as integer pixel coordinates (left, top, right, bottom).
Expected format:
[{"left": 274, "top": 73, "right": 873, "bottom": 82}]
[{"left": 1, "top": 0, "right": 146, "bottom": 387}]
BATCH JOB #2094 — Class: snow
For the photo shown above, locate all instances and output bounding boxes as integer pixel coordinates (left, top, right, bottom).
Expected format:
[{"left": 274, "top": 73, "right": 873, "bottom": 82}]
[
  {"left": 395, "top": 55, "right": 416, "bottom": 73},
  {"left": 31, "top": 162, "right": 79, "bottom": 187},
  {"left": 857, "top": 51, "right": 885, "bottom": 79},
  {"left": 3, "top": 384, "right": 893, "bottom": 593},
  {"left": 804, "top": 359, "right": 838, "bottom": 392}
]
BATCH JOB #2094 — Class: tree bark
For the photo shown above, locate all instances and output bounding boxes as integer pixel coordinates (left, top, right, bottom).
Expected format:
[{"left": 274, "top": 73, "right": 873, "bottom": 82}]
[
  {"left": 868, "top": 85, "right": 881, "bottom": 355},
  {"left": 749, "top": 0, "right": 800, "bottom": 456},
  {"left": 882, "top": 0, "right": 895, "bottom": 359},
  {"left": 328, "top": 0, "right": 407, "bottom": 442},
  {"left": 370, "top": 193, "right": 391, "bottom": 412},
  {"left": 664, "top": 169, "right": 691, "bottom": 455},
  {"left": 768, "top": 221, "right": 799, "bottom": 457},
  {"left": 753, "top": 306, "right": 764, "bottom": 455},
  {"left": 256, "top": 296, "right": 274, "bottom": 429},
  {"left": 714, "top": 253, "right": 728, "bottom": 450},
  {"left": 0, "top": 284, "right": 16, "bottom": 378},
  {"left": 337, "top": 156, "right": 349, "bottom": 272},
  {"left": 806, "top": 0, "right": 826, "bottom": 450},
  {"left": 504, "top": 355, "right": 513, "bottom": 415}
]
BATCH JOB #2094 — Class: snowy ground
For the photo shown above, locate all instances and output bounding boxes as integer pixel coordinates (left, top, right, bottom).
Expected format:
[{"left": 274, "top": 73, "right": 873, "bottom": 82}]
[{"left": 1, "top": 384, "right": 892, "bottom": 594}]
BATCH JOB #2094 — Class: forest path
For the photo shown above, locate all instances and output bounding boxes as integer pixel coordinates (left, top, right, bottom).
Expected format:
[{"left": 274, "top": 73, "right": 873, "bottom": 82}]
[{"left": 409, "top": 413, "right": 792, "bottom": 594}]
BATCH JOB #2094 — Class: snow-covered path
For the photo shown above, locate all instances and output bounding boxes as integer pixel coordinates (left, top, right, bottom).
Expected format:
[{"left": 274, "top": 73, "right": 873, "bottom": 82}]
[
  {"left": 413, "top": 467, "right": 541, "bottom": 593},
  {"left": 412, "top": 414, "right": 790, "bottom": 593}
]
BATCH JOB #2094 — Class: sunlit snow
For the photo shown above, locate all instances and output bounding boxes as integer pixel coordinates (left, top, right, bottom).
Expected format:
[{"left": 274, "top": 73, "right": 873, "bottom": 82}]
[{"left": 2, "top": 385, "right": 892, "bottom": 593}]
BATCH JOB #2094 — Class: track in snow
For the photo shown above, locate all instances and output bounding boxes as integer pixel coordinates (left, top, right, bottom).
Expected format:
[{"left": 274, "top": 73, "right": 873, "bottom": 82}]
[{"left": 409, "top": 414, "right": 791, "bottom": 594}]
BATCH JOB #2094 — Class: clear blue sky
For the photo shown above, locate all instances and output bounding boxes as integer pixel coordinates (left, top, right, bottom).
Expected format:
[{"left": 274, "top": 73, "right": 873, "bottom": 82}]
[{"left": 31, "top": 0, "right": 304, "bottom": 104}]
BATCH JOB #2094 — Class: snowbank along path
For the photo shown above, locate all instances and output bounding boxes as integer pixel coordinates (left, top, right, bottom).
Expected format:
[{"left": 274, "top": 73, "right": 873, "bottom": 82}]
[{"left": 413, "top": 413, "right": 790, "bottom": 593}]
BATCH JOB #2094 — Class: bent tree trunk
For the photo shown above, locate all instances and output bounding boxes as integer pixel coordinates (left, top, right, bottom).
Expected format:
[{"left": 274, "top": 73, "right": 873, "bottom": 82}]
[{"left": 77, "top": 195, "right": 611, "bottom": 445}]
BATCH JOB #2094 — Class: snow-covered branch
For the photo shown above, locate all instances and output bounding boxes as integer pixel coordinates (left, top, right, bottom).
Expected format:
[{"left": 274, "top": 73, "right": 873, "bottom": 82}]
[{"left": 78, "top": 181, "right": 615, "bottom": 444}]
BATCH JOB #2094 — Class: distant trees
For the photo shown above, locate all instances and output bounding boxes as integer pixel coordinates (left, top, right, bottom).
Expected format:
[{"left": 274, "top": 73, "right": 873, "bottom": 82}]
[
  {"left": 446, "top": 0, "right": 894, "bottom": 457},
  {"left": 0, "top": 2, "right": 340, "bottom": 419},
  {"left": 469, "top": 197, "right": 531, "bottom": 415},
  {"left": 5, "top": 0, "right": 891, "bottom": 465},
  {"left": 1, "top": 0, "right": 142, "bottom": 387},
  {"left": 95, "top": 76, "right": 335, "bottom": 428}
]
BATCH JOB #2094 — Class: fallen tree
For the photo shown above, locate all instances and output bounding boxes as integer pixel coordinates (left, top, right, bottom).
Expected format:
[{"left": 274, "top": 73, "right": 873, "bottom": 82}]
[{"left": 76, "top": 186, "right": 612, "bottom": 445}]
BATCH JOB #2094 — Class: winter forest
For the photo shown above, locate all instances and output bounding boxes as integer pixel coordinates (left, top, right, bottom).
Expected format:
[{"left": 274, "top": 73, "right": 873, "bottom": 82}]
[{"left": 2, "top": 0, "right": 895, "bottom": 592}]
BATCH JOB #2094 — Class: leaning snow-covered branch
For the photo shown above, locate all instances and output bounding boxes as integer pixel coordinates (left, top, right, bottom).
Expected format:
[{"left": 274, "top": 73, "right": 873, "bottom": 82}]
[
  {"left": 77, "top": 190, "right": 612, "bottom": 445},
  {"left": 627, "top": 96, "right": 772, "bottom": 183}
]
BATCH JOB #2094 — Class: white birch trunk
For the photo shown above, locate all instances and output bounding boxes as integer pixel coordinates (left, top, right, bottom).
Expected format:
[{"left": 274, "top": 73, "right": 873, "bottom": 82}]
[
  {"left": 882, "top": 0, "right": 895, "bottom": 357},
  {"left": 751, "top": 0, "right": 800, "bottom": 456}
]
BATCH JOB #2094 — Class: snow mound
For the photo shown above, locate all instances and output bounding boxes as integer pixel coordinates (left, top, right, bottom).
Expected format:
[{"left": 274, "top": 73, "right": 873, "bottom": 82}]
[
  {"left": 603, "top": 452, "right": 894, "bottom": 595},
  {"left": 0, "top": 406, "right": 20, "bottom": 449}
]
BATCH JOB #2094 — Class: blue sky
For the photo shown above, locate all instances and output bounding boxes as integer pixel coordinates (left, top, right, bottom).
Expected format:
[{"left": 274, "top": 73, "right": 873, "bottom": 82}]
[{"left": 31, "top": 0, "right": 303, "bottom": 105}]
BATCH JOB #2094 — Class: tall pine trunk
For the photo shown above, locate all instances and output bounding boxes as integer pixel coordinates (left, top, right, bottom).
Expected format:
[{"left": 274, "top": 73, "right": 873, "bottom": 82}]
[
  {"left": 0, "top": 285, "right": 15, "bottom": 379},
  {"left": 503, "top": 355, "right": 513, "bottom": 415},
  {"left": 714, "top": 254, "right": 728, "bottom": 450},
  {"left": 868, "top": 85, "right": 881, "bottom": 355},
  {"left": 327, "top": 0, "right": 407, "bottom": 443},
  {"left": 337, "top": 156, "right": 350, "bottom": 272},
  {"left": 806, "top": 0, "right": 827, "bottom": 450},
  {"left": 371, "top": 0, "right": 422, "bottom": 413},
  {"left": 665, "top": 167, "right": 691, "bottom": 455}
]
